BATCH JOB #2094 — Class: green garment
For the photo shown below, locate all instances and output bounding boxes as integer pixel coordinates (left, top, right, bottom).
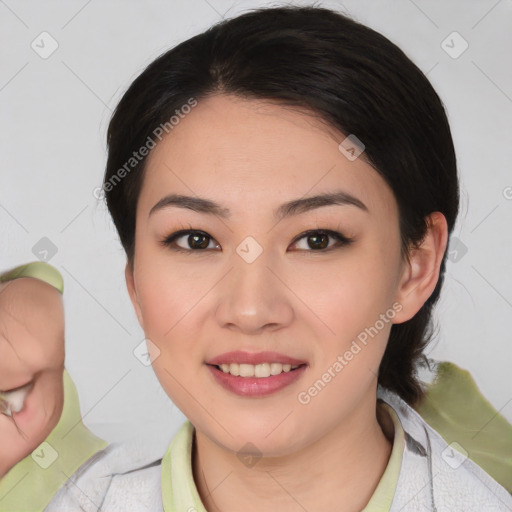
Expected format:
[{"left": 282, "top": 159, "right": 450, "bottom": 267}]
[
  {"left": 0, "top": 369, "right": 107, "bottom": 512},
  {"left": 0, "top": 261, "right": 63, "bottom": 294},
  {"left": 161, "top": 402, "right": 406, "bottom": 512},
  {"left": 415, "top": 361, "right": 512, "bottom": 493}
]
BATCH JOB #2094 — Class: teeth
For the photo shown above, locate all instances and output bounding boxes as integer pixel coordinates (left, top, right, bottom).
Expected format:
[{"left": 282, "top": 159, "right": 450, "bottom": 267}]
[
  {"left": 0, "top": 383, "right": 32, "bottom": 417},
  {"left": 217, "top": 363, "right": 300, "bottom": 377}
]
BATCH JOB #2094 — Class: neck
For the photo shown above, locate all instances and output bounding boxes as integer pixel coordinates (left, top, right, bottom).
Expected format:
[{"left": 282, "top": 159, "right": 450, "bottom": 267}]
[{"left": 192, "top": 395, "right": 393, "bottom": 512}]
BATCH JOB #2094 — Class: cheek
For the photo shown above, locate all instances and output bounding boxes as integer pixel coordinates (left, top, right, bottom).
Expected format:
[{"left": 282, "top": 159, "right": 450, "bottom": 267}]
[
  {"left": 293, "top": 248, "right": 398, "bottom": 331},
  {"left": 137, "top": 270, "right": 208, "bottom": 340},
  {"left": 295, "top": 243, "right": 400, "bottom": 383},
  {"left": 134, "top": 253, "right": 215, "bottom": 376}
]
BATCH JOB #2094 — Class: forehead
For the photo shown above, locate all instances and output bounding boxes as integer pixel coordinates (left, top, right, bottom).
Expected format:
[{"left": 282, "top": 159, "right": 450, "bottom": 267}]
[{"left": 140, "top": 94, "right": 396, "bottom": 217}]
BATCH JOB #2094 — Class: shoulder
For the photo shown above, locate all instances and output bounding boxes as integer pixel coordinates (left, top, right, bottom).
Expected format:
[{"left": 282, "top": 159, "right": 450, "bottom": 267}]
[
  {"left": 378, "top": 386, "right": 512, "bottom": 511},
  {"left": 100, "top": 460, "right": 163, "bottom": 512},
  {"left": 46, "top": 440, "right": 164, "bottom": 512}
]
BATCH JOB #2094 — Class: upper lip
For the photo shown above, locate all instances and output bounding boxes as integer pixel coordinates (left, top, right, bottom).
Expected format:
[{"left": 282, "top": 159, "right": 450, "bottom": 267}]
[{"left": 206, "top": 351, "right": 307, "bottom": 366}]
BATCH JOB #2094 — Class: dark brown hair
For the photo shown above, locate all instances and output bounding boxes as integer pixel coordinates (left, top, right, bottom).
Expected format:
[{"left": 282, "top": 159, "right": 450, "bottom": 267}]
[{"left": 103, "top": 5, "right": 459, "bottom": 407}]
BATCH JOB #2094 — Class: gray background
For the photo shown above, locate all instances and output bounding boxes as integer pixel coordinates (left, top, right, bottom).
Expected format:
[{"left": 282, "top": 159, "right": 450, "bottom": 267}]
[{"left": 1, "top": 0, "right": 511, "bottom": 451}]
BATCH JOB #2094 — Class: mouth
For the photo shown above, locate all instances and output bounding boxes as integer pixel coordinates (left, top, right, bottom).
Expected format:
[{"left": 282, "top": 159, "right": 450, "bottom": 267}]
[
  {"left": 0, "top": 381, "right": 34, "bottom": 417},
  {"left": 205, "top": 351, "right": 309, "bottom": 397},
  {"left": 209, "top": 362, "right": 306, "bottom": 378},
  {"left": 206, "top": 350, "right": 307, "bottom": 367}
]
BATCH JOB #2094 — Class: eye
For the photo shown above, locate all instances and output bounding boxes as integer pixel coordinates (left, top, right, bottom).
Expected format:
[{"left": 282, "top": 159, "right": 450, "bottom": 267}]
[
  {"left": 290, "top": 229, "right": 352, "bottom": 252},
  {"left": 161, "top": 229, "right": 219, "bottom": 253},
  {"left": 161, "top": 228, "right": 352, "bottom": 253}
]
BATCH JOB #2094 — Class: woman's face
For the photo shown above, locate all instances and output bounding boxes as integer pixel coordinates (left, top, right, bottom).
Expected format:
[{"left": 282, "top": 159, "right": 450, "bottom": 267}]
[{"left": 127, "top": 94, "right": 416, "bottom": 456}]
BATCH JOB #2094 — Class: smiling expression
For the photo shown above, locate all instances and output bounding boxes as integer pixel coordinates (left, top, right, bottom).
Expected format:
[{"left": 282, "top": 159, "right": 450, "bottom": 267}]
[{"left": 126, "top": 93, "right": 421, "bottom": 456}]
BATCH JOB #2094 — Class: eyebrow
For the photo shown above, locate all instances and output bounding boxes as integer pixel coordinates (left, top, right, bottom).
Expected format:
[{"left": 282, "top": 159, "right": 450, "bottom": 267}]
[{"left": 149, "top": 190, "right": 368, "bottom": 220}]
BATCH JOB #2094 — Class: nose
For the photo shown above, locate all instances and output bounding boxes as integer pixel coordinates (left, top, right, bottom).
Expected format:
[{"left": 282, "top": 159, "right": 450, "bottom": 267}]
[{"left": 214, "top": 249, "right": 294, "bottom": 335}]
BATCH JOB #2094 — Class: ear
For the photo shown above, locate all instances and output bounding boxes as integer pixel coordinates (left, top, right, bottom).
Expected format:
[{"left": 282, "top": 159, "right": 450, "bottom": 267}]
[
  {"left": 125, "top": 261, "right": 144, "bottom": 329},
  {"left": 392, "top": 212, "right": 448, "bottom": 324}
]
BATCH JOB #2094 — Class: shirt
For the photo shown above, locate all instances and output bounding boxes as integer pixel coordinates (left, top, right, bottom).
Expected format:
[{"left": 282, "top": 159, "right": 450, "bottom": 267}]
[
  {"left": 46, "top": 385, "right": 512, "bottom": 511},
  {"left": 160, "top": 401, "right": 404, "bottom": 512}
]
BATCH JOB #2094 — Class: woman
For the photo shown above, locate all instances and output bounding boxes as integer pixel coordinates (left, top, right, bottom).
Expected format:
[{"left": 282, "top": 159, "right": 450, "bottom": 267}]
[
  {"left": 2, "top": 4, "right": 511, "bottom": 511},
  {"left": 94, "top": 4, "right": 512, "bottom": 510}
]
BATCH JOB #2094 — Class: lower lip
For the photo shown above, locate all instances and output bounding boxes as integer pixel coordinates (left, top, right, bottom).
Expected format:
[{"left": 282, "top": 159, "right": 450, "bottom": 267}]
[{"left": 206, "top": 364, "right": 307, "bottom": 397}]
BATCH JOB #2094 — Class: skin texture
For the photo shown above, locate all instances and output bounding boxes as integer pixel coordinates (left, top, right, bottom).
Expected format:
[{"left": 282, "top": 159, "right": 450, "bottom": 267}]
[
  {"left": 0, "top": 278, "right": 65, "bottom": 478},
  {"left": 125, "top": 94, "right": 448, "bottom": 511}
]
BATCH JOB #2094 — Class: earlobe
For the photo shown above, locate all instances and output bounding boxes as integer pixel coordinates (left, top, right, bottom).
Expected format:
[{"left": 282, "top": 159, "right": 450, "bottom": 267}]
[
  {"left": 393, "top": 212, "right": 448, "bottom": 324},
  {"left": 125, "top": 262, "right": 144, "bottom": 329}
]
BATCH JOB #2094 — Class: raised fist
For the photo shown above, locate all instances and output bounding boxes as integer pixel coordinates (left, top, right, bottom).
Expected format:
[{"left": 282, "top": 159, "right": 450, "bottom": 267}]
[{"left": 0, "top": 276, "right": 65, "bottom": 478}]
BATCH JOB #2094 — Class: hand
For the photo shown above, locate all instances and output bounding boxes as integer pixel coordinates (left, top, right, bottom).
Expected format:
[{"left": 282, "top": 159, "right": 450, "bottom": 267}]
[{"left": 0, "top": 277, "right": 65, "bottom": 478}]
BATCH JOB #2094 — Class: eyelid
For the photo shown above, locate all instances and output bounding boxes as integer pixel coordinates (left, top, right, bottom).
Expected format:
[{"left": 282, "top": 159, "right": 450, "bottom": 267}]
[
  {"left": 161, "top": 229, "right": 219, "bottom": 253},
  {"left": 290, "top": 229, "right": 352, "bottom": 247},
  {"left": 160, "top": 227, "right": 353, "bottom": 253}
]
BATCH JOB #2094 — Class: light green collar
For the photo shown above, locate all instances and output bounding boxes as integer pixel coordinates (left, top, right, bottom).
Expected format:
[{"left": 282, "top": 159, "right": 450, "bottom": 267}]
[
  {"left": 161, "top": 420, "right": 203, "bottom": 511},
  {"left": 0, "top": 261, "right": 64, "bottom": 294},
  {"left": 0, "top": 369, "right": 107, "bottom": 512},
  {"left": 362, "top": 402, "right": 405, "bottom": 511},
  {"left": 161, "top": 402, "right": 405, "bottom": 512}
]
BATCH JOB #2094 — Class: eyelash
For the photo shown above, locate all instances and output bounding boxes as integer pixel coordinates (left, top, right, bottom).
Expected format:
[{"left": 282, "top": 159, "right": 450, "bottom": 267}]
[{"left": 160, "top": 227, "right": 353, "bottom": 254}]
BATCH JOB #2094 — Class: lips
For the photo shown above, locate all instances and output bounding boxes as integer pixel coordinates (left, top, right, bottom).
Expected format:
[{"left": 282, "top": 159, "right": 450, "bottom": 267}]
[
  {"left": 206, "top": 351, "right": 308, "bottom": 366},
  {"left": 207, "top": 363, "right": 307, "bottom": 397}
]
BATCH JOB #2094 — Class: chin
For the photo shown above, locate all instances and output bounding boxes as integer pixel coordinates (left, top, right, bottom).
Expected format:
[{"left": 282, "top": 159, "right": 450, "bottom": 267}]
[{"left": 198, "top": 413, "right": 308, "bottom": 458}]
